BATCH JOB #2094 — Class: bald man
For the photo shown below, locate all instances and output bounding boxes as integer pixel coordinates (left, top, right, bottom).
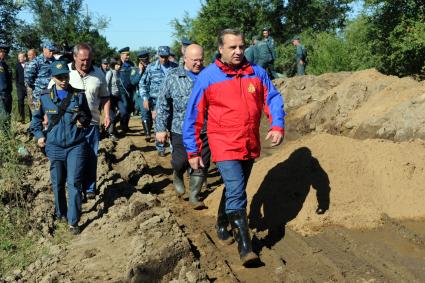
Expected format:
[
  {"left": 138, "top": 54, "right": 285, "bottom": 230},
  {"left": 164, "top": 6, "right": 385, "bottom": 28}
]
[{"left": 156, "top": 44, "right": 210, "bottom": 209}]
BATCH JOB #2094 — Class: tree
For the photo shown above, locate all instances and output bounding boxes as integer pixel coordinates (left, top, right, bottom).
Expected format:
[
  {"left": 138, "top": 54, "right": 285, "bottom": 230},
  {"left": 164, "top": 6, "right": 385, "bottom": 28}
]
[
  {"left": 25, "top": 0, "right": 114, "bottom": 62},
  {"left": 365, "top": 0, "right": 425, "bottom": 76},
  {"left": 0, "top": 0, "right": 23, "bottom": 47}
]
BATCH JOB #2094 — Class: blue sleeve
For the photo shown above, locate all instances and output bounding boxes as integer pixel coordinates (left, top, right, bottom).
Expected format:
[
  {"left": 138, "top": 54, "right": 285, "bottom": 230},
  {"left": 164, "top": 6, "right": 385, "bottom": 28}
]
[
  {"left": 259, "top": 68, "right": 285, "bottom": 130},
  {"left": 139, "top": 68, "right": 150, "bottom": 101},
  {"left": 24, "top": 59, "right": 37, "bottom": 89},
  {"left": 182, "top": 75, "right": 209, "bottom": 157},
  {"left": 30, "top": 96, "right": 46, "bottom": 140},
  {"left": 155, "top": 74, "right": 172, "bottom": 132}
]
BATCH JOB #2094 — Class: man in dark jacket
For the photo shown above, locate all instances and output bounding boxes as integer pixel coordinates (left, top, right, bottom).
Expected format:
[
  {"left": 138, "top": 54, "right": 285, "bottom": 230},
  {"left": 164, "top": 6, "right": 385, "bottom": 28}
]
[
  {"left": 15, "top": 52, "right": 29, "bottom": 122},
  {"left": 0, "top": 44, "right": 12, "bottom": 132}
]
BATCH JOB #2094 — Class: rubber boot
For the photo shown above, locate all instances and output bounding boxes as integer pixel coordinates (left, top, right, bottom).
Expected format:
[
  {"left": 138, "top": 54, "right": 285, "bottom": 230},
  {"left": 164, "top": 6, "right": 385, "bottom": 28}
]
[
  {"left": 142, "top": 120, "right": 151, "bottom": 142},
  {"left": 173, "top": 170, "right": 185, "bottom": 196},
  {"left": 227, "top": 210, "right": 259, "bottom": 266},
  {"left": 189, "top": 169, "right": 206, "bottom": 209},
  {"left": 216, "top": 189, "right": 234, "bottom": 244}
]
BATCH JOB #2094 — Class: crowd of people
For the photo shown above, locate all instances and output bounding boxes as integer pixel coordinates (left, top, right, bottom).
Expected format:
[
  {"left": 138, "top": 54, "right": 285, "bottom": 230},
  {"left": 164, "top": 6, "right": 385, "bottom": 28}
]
[{"left": 0, "top": 27, "right": 288, "bottom": 266}]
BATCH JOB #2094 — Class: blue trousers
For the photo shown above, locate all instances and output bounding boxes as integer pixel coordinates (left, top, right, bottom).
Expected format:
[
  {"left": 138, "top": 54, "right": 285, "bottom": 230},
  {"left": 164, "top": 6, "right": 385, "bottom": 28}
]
[
  {"left": 117, "top": 93, "right": 131, "bottom": 130},
  {"left": 140, "top": 98, "right": 152, "bottom": 123},
  {"left": 46, "top": 141, "right": 87, "bottom": 226},
  {"left": 216, "top": 160, "right": 254, "bottom": 213},
  {"left": 84, "top": 125, "right": 99, "bottom": 194}
]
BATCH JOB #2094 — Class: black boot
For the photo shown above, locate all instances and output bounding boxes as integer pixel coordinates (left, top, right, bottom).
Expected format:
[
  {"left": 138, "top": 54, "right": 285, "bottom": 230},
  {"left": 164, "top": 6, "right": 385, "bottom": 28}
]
[
  {"left": 189, "top": 169, "right": 206, "bottom": 209},
  {"left": 142, "top": 120, "right": 151, "bottom": 141},
  {"left": 216, "top": 189, "right": 234, "bottom": 244},
  {"left": 173, "top": 170, "right": 185, "bottom": 196},
  {"left": 227, "top": 210, "right": 259, "bottom": 266}
]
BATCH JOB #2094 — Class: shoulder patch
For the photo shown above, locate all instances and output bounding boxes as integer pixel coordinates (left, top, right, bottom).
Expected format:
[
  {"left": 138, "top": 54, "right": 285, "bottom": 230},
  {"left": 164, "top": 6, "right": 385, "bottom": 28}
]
[
  {"left": 0, "top": 66, "right": 4, "bottom": 73},
  {"left": 35, "top": 99, "right": 41, "bottom": 111},
  {"left": 131, "top": 69, "right": 136, "bottom": 76}
]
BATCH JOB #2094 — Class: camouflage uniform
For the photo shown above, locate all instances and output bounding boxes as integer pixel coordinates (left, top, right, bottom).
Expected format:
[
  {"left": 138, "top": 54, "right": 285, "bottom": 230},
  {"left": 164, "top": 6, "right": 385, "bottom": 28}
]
[{"left": 24, "top": 54, "right": 55, "bottom": 100}]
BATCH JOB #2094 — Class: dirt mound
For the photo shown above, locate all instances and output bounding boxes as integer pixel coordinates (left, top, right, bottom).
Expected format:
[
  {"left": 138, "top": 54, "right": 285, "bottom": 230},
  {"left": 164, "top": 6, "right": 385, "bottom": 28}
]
[
  {"left": 277, "top": 69, "right": 425, "bottom": 141},
  {"left": 204, "top": 133, "right": 425, "bottom": 235}
]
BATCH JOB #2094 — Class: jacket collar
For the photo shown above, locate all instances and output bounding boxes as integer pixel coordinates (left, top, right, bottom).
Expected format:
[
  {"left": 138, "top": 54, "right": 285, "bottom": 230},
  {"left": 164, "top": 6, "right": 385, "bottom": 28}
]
[{"left": 214, "top": 58, "right": 254, "bottom": 76}]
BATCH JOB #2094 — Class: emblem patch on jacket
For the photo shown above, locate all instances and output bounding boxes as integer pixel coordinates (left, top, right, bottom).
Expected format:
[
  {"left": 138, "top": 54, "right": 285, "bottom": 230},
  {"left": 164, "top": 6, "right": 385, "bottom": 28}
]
[
  {"left": 0, "top": 66, "right": 4, "bottom": 73},
  {"left": 248, "top": 83, "right": 256, "bottom": 93}
]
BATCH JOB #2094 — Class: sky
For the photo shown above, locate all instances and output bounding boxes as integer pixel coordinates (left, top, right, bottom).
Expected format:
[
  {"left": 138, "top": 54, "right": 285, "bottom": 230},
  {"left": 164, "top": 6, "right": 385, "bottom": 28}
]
[{"left": 83, "top": 0, "right": 202, "bottom": 51}]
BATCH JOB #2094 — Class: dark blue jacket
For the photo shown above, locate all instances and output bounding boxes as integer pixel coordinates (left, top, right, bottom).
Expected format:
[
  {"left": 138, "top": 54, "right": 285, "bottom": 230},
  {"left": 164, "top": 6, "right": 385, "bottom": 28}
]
[
  {"left": 31, "top": 85, "right": 91, "bottom": 147},
  {"left": 0, "top": 60, "right": 12, "bottom": 96}
]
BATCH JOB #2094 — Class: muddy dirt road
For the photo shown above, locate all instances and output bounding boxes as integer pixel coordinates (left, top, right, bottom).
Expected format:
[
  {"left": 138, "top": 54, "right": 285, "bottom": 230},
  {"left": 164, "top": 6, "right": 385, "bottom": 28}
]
[{"left": 12, "top": 117, "right": 425, "bottom": 283}]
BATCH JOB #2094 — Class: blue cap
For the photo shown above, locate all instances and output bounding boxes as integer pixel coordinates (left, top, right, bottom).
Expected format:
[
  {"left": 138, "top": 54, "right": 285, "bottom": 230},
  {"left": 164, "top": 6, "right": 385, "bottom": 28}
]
[
  {"left": 51, "top": 61, "right": 70, "bottom": 77},
  {"left": 43, "top": 40, "right": 57, "bottom": 51},
  {"left": 181, "top": 38, "right": 192, "bottom": 46},
  {"left": 118, "top": 47, "right": 130, "bottom": 53},
  {"left": 137, "top": 50, "right": 149, "bottom": 59},
  {"left": 157, "top": 46, "right": 170, "bottom": 57}
]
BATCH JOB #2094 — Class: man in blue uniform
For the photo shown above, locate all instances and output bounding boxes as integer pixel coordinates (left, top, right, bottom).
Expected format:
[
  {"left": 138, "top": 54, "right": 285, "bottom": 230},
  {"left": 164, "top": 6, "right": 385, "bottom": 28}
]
[
  {"left": 130, "top": 51, "right": 149, "bottom": 117},
  {"left": 0, "top": 44, "right": 12, "bottom": 132},
  {"left": 139, "top": 46, "right": 178, "bottom": 156},
  {"left": 31, "top": 61, "right": 92, "bottom": 235},
  {"left": 24, "top": 41, "right": 56, "bottom": 103},
  {"left": 118, "top": 47, "right": 138, "bottom": 132}
]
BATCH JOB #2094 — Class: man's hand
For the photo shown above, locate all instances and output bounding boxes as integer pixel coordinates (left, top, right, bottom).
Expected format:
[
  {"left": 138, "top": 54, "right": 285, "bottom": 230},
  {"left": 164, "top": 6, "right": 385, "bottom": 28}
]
[
  {"left": 104, "top": 115, "right": 111, "bottom": 129},
  {"left": 37, "top": 137, "right": 46, "bottom": 148},
  {"left": 143, "top": 100, "right": 149, "bottom": 110},
  {"left": 300, "top": 59, "right": 305, "bottom": 65},
  {"left": 151, "top": 110, "right": 157, "bottom": 120},
  {"left": 76, "top": 120, "right": 84, "bottom": 128},
  {"left": 156, "top": 132, "right": 168, "bottom": 144},
  {"left": 265, "top": 130, "right": 284, "bottom": 147},
  {"left": 138, "top": 62, "right": 145, "bottom": 72},
  {"left": 189, "top": 156, "right": 204, "bottom": 170}
]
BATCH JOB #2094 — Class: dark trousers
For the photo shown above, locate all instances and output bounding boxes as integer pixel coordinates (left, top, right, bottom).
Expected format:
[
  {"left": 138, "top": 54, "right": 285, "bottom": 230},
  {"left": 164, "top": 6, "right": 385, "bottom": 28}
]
[
  {"left": 46, "top": 141, "right": 88, "bottom": 226},
  {"left": 117, "top": 93, "right": 131, "bottom": 130},
  {"left": 17, "top": 87, "right": 30, "bottom": 122},
  {"left": 0, "top": 94, "right": 12, "bottom": 132},
  {"left": 170, "top": 132, "right": 211, "bottom": 176}
]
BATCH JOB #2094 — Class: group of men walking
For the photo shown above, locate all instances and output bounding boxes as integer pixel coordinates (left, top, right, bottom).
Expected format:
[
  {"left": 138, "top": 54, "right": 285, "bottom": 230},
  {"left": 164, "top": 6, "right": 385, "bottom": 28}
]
[{"left": 0, "top": 27, "right": 286, "bottom": 266}]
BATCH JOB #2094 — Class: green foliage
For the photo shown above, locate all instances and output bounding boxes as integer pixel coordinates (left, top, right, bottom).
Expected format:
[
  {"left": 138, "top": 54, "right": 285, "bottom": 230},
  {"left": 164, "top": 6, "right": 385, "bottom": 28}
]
[
  {"left": 0, "top": 0, "right": 24, "bottom": 47},
  {"left": 365, "top": 0, "right": 425, "bottom": 76}
]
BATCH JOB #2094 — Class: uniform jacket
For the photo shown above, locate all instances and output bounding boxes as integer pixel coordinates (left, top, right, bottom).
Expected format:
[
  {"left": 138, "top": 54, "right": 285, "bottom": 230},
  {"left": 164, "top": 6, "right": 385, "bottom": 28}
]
[
  {"left": 0, "top": 60, "right": 12, "bottom": 96},
  {"left": 139, "top": 59, "right": 178, "bottom": 101},
  {"left": 15, "top": 62, "right": 26, "bottom": 91},
  {"left": 119, "top": 61, "right": 137, "bottom": 95},
  {"left": 24, "top": 54, "right": 55, "bottom": 98},
  {"left": 296, "top": 44, "right": 307, "bottom": 64},
  {"left": 182, "top": 59, "right": 285, "bottom": 162},
  {"left": 31, "top": 85, "right": 91, "bottom": 148},
  {"left": 156, "top": 66, "right": 197, "bottom": 134}
]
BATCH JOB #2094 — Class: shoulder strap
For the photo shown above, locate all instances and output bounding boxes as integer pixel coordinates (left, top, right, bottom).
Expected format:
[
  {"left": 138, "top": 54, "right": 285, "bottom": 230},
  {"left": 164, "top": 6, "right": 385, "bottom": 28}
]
[{"left": 47, "top": 87, "right": 75, "bottom": 132}]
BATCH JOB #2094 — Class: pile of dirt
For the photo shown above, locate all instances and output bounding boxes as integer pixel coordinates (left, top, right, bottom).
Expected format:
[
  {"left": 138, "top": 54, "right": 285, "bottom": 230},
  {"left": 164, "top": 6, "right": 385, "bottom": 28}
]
[
  {"left": 276, "top": 69, "right": 425, "bottom": 141},
  {"left": 205, "top": 133, "right": 425, "bottom": 235}
]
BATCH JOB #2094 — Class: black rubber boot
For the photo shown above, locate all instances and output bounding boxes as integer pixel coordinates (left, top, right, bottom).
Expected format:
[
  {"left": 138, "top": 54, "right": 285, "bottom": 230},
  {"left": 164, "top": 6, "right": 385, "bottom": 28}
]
[
  {"left": 142, "top": 120, "right": 151, "bottom": 141},
  {"left": 189, "top": 169, "right": 206, "bottom": 209},
  {"left": 227, "top": 210, "right": 259, "bottom": 266},
  {"left": 216, "top": 189, "right": 234, "bottom": 244},
  {"left": 173, "top": 170, "right": 185, "bottom": 196}
]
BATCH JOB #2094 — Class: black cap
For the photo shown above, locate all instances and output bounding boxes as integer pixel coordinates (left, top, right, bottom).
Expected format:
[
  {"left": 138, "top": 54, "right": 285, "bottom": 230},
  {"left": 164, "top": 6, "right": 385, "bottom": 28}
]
[
  {"left": 101, "top": 58, "right": 109, "bottom": 64},
  {"left": 137, "top": 50, "right": 150, "bottom": 59},
  {"left": 118, "top": 47, "right": 130, "bottom": 53},
  {"left": 262, "top": 27, "right": 270, "bottom": 32},
  {"left": 181, "top": 38, "right": 192, "bottom": 46},
  {"left": 0, "top": 44, "right": 10, "bottom": 53}
]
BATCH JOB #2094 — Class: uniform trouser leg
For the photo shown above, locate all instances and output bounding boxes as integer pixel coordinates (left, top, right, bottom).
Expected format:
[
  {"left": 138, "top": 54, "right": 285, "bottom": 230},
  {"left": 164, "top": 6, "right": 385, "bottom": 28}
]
[
  {"left": 47, "top": 145, "right": 67, "bottom": 219},
  {"left": 0, "top": 95, "right": 11, "bottom": 133},
  {"left": 297, "top": 63, "right": 305, "bottom": 76},
  {"left": 65, "top": 142, "right": 87, "bottom": 226},
  {"left": 84, "top": 125, "right": 99, "bottom": 194},
  {"left": 215, "top": 160, "right": 254, "bottom": 213},
  {"left": 117, "top": 94, "right": 130, "bottom": 131},
  {"left": 150, "top": 98, "right": 164, "bottom": 153}
]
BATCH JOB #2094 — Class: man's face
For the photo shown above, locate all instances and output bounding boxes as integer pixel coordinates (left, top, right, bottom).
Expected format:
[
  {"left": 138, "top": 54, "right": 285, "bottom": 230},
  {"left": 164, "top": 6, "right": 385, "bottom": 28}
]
[
  {"left": 101, "top": 63, "right": 108, "bottom": 70},
  {"left": 159, "top": 55, "right": 169, "bottom": 65},
  {"left": 219, "top": 34, "right": 244, "bottom": 67},
  {"left": 74, "top": 49, "right": 92, "bottom": 73},
  {"left": 18, "top": 53, "right": 26, "bottom": 63},
  {"left": 53, "top": 73, "right": 69, "bottom": 89},
  {"left": 43, "top": 48, "right": 53, "bottom": 59},
  {"left": 27, "top": 50, "right": 36, "bottom": 61},
  {"left": 292, "top": 39, "right": 299, "bottom": 46},
  {"left": 184, "top": 47, "right": 204, "bottom": 74},
  {"left": 120, "top": 53, "right": 129, "bottom": 63},
  {"left": 263, "top": 30, "right": 269, "bottom": 38},
  {"left": 0, "top": 50, "right": 5, "bottom": 60}
]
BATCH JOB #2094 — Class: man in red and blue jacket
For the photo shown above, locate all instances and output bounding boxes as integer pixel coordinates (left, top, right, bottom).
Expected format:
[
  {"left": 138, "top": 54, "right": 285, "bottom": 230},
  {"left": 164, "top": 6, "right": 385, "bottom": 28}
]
[{"left": 182, "top": 29, "right": 285, "bottom": 266}]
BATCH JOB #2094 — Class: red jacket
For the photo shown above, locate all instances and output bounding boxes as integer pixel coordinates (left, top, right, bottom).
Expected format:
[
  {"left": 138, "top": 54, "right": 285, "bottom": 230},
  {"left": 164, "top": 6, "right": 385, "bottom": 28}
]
[{"left": 182, "top": 59, "right": 285, "bottom": 162}]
